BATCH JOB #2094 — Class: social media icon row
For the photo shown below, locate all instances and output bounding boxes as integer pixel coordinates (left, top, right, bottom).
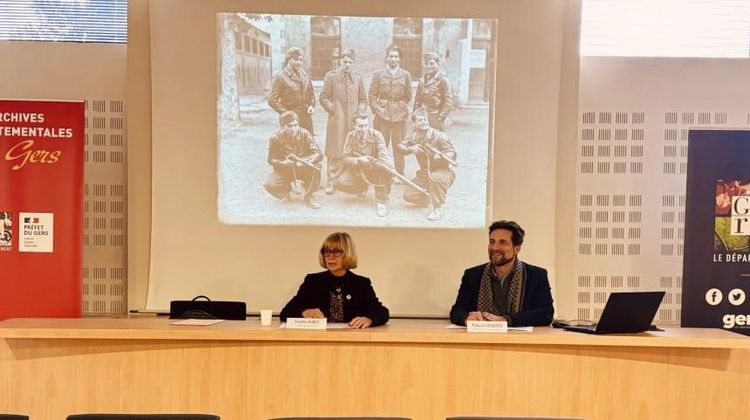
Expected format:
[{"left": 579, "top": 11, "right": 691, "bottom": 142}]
[{"left": 705, "top": 288, "right": 746, "bottom": 306}]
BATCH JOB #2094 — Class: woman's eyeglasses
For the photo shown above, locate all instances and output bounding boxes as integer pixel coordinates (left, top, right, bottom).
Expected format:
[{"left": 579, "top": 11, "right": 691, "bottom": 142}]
[{"left": 321, "top": 248, "right": 344, "bottom": 257}]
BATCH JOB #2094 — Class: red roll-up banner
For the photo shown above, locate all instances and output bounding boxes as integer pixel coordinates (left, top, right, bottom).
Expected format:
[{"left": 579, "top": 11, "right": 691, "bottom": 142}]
[{"left": 0, "top": 99, "right": 84, "bottom": 319}]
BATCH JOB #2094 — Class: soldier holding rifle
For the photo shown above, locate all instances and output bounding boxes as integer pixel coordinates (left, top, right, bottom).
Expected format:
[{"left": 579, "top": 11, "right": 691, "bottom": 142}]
[
  {"left": 263, "top": 111, "right": 323, "bottom": 209},
  {"left": 397, "top": 106, "right": 457, "bottom": 221},
  {"left": 337, "top": 113, "right": 395, "bottom": 217}
]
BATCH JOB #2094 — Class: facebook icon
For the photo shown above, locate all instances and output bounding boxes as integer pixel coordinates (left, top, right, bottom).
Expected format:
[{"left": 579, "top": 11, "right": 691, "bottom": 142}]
[{"left": 705, "top": 288, "right": 723, "bottom": 305}]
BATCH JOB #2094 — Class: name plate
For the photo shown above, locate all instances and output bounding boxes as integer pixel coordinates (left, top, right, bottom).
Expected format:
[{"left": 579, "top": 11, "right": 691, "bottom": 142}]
[
  {"left": 286, "top": 318, "right": 327, "bottom": 330},
  {"left": 467, "top": 320, "right": 508, "bottom": 333}
]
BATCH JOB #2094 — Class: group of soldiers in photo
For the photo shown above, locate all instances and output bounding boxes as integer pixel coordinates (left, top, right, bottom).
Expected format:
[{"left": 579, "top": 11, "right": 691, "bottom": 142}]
[
  {"left": 0, "top": 212, "right": 11, "bottom": 246},
  {"left": 262, "top": 44, "right": 457, "bottom": 221}
]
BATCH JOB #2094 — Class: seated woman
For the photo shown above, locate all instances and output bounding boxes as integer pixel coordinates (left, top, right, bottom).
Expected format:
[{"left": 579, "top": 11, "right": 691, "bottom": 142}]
[{"left": 280, "top": 232, "right": 390, "bottom": 328}]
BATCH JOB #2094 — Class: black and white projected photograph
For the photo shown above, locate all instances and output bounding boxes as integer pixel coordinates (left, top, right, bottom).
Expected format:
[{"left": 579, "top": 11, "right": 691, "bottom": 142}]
[{"left": 217, "top": 13, "right": 496, "bottom": 228}]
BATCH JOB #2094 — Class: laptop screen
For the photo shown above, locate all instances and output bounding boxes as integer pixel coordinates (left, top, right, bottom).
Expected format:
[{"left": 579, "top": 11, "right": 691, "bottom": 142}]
[{"left": 595, "top": 291, "right": 665, "bottom": 333}]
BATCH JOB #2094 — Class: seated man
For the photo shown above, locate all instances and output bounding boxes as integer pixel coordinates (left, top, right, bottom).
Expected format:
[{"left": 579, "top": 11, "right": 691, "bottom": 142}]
[
  {"left": 263, "top": 111, "right": 323, "bottom": 209},
  {"left": 337, "top": 112, "right": 394, "bottom": 217},
  {"left": 397, "top": 106, "right": 456, "bottom": 221},
  {"left": 450, "top": 220, "right": 554, "bottom": 327}
]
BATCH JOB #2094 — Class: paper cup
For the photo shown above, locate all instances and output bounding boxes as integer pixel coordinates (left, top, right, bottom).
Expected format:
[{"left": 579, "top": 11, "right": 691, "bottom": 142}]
[{"left": 260, "top": 309, "right": 273, "bottom": 326}]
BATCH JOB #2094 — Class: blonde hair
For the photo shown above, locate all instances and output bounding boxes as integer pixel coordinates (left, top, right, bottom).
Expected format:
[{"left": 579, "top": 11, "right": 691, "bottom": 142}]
[{"left": 318, "top": 232, "right": 358, "bottom": 270}]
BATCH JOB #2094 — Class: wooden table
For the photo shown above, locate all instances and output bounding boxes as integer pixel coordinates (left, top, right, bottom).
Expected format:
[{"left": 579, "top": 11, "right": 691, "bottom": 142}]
[{"left": 0, "top": 318, "right": 748, "bottom": 419}]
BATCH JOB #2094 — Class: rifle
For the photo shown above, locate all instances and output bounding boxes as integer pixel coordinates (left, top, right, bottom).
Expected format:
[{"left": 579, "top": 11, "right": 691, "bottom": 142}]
[
  {"left": 352, "top": 151, "right": 430, "bottom": 197},
  {"left": 424, "top": 143, "right": 457, "bottom": 167},
  {"left": 287, "top": 153, "right": 321, "bottom": 171}
]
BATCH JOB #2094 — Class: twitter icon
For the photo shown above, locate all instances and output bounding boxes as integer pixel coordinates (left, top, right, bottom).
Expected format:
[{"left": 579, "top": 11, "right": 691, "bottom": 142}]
[{"left": 728, "top": 288, "right": 746, "bottom": 306}]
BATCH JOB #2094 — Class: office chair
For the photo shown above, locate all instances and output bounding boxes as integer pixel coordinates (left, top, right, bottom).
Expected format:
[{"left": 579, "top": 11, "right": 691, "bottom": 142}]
[
  {"left": 66, "top": 415, "right": 220, "bottom": 420},
  {"left": 0, "top": 415, "right": 29, "bottom": 420}
]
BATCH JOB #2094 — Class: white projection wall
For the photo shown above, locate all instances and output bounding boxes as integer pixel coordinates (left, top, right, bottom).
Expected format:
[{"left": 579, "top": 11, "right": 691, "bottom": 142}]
[{"left": 140, "top": 0, "right": 563, "bottom": 317}]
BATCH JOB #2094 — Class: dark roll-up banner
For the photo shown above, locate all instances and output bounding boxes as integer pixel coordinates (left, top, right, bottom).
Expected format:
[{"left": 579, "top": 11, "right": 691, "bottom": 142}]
[
  {"left": 0, "top": 99, "right": 84, "bottom": 319},
  {"left": 683, "top": 129, "right": 750, "bottom": 335}
]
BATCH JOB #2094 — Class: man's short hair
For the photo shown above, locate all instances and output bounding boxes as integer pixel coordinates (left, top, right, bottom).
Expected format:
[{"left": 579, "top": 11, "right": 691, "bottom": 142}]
[
  {"left": 412, "top": 105, "right": 429, "bottom": 122},
  {"left": 279, "top": 110, "right": 298, "bottom": 127},
  {"left": 489, "top": 220, "right": 525, "bottom": 246},
  {"left": 353, "top": 111, "right": 369, "bottom": 123},
  {"left": 423, "top": 51, "right": 440, "bottom": 64},
  {"left": 284, "top": 47, "right": 304, "bottom": 66},
  {"left": 385, "top": 44, "right": 402, "bottom": 59},
  {"left": 340, "top": 48, "right": 356, "bottom": 61}
]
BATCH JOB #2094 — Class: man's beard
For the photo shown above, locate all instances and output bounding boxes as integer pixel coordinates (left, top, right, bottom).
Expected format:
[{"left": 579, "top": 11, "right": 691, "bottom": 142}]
[{"left": 491, "top": 253, "right": 514, "bottom": 267}]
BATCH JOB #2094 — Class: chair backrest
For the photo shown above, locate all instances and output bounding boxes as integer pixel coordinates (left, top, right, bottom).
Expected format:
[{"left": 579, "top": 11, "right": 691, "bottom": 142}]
[
  {"left": 269, "top": 418, "right": 412, "bottom": 420},
  {"left": 67, "top": 415, "right": 220, "bottom": 420},
  {"left": 0, "top": 415, "right": 29, "bottom": 420},
  {"left": 447, "top": 417, "right": 582, "bottom": 420}
]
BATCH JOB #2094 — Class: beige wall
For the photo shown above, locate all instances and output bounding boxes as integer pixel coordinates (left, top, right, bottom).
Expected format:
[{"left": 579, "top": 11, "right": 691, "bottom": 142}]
[
  {"left": 3, "top": 0, "right": 749, "bottom": 322},
  {"left": 0, "top": 0, "right": 578, "bottom": 317},
  {"left": 0, "top": 42, "right": 125, "bottom": 99},
  {"left": 555, "top": 1, "right": 582, "bottom": 319},
  {"left": 127, "top": 0, "right": 153, "bottom": 315},
  {"left": 128, "top": 0, "right": 572, "bottom": 316}
]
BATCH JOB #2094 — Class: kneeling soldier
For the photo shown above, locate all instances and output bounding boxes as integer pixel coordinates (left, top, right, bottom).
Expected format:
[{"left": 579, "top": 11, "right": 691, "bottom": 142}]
[
  {"left": 397, "top": 106, "right": 457, "bottom": 221},
  {"left": 263, "top": 111, "right": 323, "bottom": 209},
  {"left": 337, "top": 112, "right": 394, "bottom": 217}
]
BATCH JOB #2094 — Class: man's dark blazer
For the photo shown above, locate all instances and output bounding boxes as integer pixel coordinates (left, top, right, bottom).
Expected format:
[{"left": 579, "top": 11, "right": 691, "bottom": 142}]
[
  {"left": 450, "top": 262, "right": 554, "bottom": 327},
  {"left": 280, "top": 270, "right": 389, "bottom": 326}
]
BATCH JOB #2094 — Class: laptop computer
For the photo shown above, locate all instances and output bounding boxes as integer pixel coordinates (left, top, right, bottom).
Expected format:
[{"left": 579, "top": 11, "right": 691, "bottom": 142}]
[
  {"left": 169, "top": 296, "right": 247, "bottom": 320},
  {"left": 562, "top": 291, "right": 665, "bottom": 334}
]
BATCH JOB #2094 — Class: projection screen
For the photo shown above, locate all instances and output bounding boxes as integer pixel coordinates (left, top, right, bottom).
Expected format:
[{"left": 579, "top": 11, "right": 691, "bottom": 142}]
[{"left": 217, "top": 13, "right": 495, "bottom": 228}]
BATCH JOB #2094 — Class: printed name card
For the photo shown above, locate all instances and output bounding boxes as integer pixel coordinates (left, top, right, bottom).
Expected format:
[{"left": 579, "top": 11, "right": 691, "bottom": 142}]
[
  {"left": 467, "top": 320, "right": 508, "bottom": 333},
  {"left": 286, "top": 318, "right": 327, "bottom": 330}
]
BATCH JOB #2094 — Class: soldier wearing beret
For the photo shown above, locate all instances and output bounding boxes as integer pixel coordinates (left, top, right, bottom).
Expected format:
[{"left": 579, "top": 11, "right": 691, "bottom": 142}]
[{"left": 268, "top": 47, "right": 317, "bottom": 135}]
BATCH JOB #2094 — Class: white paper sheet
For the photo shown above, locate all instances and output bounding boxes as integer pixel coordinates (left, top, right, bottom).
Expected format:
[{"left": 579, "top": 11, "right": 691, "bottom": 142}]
[
  {"left": 169, "top": 319, "right": 225, "bottom": 326},
  {"left": 448, "top": 323, "right": 534, "bottom": 332},
  {"left": 280, "top": 322, "right": 352, "bottom": 329}
]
